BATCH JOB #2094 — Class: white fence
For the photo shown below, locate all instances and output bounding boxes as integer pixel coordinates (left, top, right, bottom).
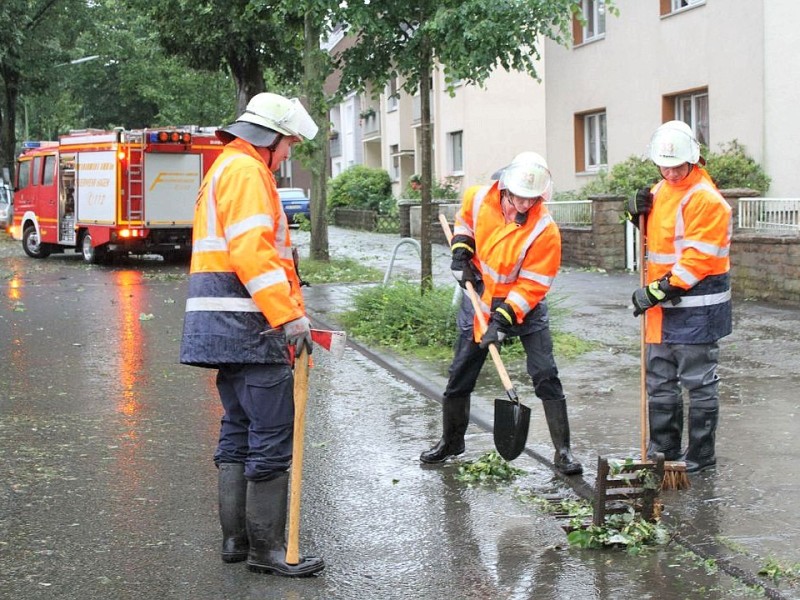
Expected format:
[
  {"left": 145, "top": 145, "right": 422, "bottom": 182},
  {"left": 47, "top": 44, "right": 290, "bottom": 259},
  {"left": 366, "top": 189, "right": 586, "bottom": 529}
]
[
  {"left": 548, "top": 200, "right": 592, "bottom": 226},
  {"left": 738, "top": 198, "right": 800, "bottom": 232}
]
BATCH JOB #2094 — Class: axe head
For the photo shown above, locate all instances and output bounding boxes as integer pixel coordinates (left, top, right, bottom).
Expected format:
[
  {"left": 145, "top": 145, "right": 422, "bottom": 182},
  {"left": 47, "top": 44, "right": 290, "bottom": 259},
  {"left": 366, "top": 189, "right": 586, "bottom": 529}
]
[{"left": 310, "top": 329, "right": 346, "bottom": 358}]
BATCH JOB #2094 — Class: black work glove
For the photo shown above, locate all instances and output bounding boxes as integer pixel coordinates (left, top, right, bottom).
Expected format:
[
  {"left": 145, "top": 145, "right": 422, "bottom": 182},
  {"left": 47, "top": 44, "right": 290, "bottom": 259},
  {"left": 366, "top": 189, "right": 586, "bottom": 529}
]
[
  {"left": 450, "top": 256, "right": 477, "bottom": 289},
  {"left": 449, "top": 235, "right": 477, "bottom": 289},
  {"left": 479, "top": 304, "right": 515, "bottom": 349},
  {"left": 632, "top": 275, "right": 683, "bottom": 317},
  {"left": 625, "top": 188, "right": 653, "bottom": 223},
  {"left": 283, "top": 316, "right": 313, "bottom": 355}
]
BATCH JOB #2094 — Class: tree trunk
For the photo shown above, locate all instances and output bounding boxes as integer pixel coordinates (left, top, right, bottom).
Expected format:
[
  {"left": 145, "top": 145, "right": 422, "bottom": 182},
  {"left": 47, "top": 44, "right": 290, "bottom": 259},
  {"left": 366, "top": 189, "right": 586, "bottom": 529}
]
[
  {"left": 0, "top": 68, "right": 20, "bottom": 179},
  {"left": 226, "top": 48, "right": 267, "bottom": 115},
  {"left": 304, "top": 13, "right": 330, "bottom": 262},
  {"left": 418, "top": 42, "right": 433, "bottom": 292}
]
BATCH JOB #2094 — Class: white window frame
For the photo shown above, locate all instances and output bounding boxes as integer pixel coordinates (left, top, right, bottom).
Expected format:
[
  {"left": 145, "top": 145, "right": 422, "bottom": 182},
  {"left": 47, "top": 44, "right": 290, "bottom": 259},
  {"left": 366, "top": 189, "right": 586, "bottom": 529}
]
[
  {"left": 671, "top": 0, "right": 705, "bottom": 13},
  {"left": 448, "top": 131, "right": 464, "bottom": 175},
  {"left": 386, "top": 76, "right": 399, "bottom": 111},
  {"left": 390, "top": 144, "right": 400, "bottom": 181},
  {"left": 584, "top": 111, "right": 607, "bottom": 171},
  {"left": 674, "top": 90, "right": 709, "bottom": 147},
  {"left": 582, "top": 0, "right": 606, "bottom": 42}
]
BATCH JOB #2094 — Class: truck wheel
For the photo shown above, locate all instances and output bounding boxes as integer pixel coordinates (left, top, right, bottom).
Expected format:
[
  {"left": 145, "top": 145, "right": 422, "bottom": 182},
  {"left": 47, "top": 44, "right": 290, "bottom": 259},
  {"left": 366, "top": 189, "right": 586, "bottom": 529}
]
[
  {"left": 81, "top": 232, "right": 108, "bottom": 264},
  {"left": 22, "top": 225, "right": 51, "bottom": 259}
]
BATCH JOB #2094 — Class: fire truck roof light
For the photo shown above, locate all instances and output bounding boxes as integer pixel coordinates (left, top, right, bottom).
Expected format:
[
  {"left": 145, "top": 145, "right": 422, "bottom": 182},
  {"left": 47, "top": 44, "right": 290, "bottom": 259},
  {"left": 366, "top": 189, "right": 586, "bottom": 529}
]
[
  {"left": 22, "top": 141, "right": 42, "bottom": 149},
  {"left": 148, "top": 131, "right": 192, "bottom": 144}
]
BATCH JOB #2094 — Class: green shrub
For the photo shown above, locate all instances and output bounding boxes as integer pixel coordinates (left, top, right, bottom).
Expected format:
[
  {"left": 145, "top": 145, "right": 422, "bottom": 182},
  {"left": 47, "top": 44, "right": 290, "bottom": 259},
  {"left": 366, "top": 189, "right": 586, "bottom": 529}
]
[
  {"left": 328, "top": 165, "right": 393, "bottom": 213},
  {"left": 339, "top": 282, "right": 459, "bottom": 358},
  {"left": 403, "top": 174, "right": 461, "bottom": 200},
  {"left": 575, "top": 139, "right": 770, "bottom": 198},
  {"left": 704, "top": 140, "right": 771, "bottom": 193},
  {"left": 580, "top": 156, "right": 660, "bottom": 199}
]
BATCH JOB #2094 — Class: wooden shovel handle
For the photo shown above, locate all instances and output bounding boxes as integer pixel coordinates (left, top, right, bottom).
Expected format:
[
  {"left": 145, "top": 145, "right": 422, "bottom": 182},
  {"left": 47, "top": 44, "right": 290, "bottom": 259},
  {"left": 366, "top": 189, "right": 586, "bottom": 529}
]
[
  {"left": 438, "top": 213, "right": 518, "bottom": 401},
  {"left": 286, "top": 346, "right": 309, "bottom": 565},
  {"left": 639, "top": 214, "right": 648, "bottom": 460}
]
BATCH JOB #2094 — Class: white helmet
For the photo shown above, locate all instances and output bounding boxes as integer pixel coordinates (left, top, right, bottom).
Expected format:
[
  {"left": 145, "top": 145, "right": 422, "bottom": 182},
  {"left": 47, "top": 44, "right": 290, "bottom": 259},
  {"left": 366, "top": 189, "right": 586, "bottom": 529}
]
[
  {"left": 217, "top": 92, "right": 319, "bottom": 147},
  {"left": 498, "top": 151, "right": 553, "bottom": 201},
  {"left": 648, "top": 120, "right": 700, "bottom": 167}
]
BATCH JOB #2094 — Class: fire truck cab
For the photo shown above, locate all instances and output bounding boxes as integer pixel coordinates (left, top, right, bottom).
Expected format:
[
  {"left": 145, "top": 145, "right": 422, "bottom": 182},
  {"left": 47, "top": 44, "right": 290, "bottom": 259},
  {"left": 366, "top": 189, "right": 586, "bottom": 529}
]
[{"left": 13, "top": 127, "right": 223, "bottom": 263}]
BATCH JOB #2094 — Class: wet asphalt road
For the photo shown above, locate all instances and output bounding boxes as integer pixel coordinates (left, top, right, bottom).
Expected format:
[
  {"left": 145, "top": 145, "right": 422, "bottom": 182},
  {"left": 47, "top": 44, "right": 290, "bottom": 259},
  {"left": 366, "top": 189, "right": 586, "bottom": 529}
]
[{"left": 1, "top": 229, "right": 798, "bottom": 599}]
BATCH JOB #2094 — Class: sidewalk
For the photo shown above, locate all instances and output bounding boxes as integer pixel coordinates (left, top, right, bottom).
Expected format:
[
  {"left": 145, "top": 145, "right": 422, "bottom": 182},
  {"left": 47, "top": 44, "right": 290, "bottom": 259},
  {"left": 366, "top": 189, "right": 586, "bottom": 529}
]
[{"left": 296, "top": 226, "right": 800, "bottom": 599}]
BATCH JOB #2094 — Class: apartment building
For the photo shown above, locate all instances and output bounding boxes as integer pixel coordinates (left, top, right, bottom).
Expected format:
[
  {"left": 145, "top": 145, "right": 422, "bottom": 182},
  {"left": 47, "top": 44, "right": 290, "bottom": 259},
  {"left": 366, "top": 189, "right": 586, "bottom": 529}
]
[
  {"left": 328, "top": 0, "right": 798, "bottom": 198},
  {"left": 324, "top": 29, "right": 548, "bottom": 198}
]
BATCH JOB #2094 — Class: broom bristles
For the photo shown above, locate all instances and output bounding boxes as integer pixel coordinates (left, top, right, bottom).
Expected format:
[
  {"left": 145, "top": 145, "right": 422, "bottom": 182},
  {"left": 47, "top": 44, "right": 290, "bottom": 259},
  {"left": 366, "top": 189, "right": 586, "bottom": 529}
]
[{"left": 661, "top": 461, "right": 690, "bottom": 491}]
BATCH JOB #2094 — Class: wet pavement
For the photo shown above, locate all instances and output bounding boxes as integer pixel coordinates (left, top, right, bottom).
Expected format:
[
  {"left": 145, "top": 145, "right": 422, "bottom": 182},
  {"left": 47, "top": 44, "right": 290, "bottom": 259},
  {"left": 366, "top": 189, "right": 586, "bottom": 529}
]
[{"left": 0, "top": 227, "right": 798, "bottom": 599}]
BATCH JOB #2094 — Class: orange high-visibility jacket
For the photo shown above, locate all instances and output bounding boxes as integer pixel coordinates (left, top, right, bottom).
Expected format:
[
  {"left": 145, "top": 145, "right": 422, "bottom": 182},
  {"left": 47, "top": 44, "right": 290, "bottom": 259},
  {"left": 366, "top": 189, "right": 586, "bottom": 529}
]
[
  {"left": 644, "top": 165, "right": 732, "bottom": 344},
  {"left": 180, "top": 138, "right": 303, "bottom": 367},
  {"left": 454, "top": 182, "right": 560, "bottom": 337}
]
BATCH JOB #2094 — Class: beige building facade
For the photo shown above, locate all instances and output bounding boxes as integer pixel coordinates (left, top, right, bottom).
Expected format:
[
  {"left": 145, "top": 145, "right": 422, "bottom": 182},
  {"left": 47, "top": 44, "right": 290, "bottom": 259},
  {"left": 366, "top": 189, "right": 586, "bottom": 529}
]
[{"left": 329, "top": 0, "right": 798, "bottom": 199}]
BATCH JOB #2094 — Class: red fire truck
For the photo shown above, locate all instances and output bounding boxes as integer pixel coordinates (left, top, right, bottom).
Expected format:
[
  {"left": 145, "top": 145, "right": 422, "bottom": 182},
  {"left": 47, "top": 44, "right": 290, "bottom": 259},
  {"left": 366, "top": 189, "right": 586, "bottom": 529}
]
[{"left": 12, "top": 127, "right": 223, "bottom": 263}]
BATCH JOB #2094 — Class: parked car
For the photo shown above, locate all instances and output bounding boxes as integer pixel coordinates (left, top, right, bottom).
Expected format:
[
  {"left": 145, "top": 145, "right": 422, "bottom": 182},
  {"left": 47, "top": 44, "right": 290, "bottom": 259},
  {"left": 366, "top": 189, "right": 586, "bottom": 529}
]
[
  {"left": 0, "top": 179, "right": 12, "bottom": 233},
  {"left": 277, "top": 187, "right": 310, "bottom": 225}
]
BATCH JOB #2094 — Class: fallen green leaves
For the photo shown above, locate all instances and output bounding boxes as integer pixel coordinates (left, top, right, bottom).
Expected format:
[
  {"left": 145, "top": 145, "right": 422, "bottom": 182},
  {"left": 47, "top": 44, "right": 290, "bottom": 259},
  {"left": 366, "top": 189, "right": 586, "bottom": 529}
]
[{"left": 455, "top": 450, "right": 525, "bottom": 485}]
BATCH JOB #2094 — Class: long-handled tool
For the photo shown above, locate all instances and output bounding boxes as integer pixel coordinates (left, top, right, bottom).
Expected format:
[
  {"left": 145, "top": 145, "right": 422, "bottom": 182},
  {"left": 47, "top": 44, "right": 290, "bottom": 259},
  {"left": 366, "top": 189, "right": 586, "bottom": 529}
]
[
  {"left": 638, "top": 215, "right": 689, "bottom": 490},
  {"left": 286, "top": 329, "right": 346, "bottom": 565},
  {"left": 439, "top": 214, "right": 530, "bottom": 461}
]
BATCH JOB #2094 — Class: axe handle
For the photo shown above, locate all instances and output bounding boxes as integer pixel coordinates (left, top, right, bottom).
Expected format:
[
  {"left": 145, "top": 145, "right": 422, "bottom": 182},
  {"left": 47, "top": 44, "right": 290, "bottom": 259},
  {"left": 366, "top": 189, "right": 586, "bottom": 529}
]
[
  {"left": 286, "top": 346, "right": 309, "bottom": 565},
  {"left": 439, "top": 214, "right": 519, "bottom": 403}
]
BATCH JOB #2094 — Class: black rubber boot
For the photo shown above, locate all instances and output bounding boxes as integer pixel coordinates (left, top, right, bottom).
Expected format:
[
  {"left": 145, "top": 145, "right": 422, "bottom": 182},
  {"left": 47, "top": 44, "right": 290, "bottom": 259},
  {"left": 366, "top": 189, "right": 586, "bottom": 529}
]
[
  {"left": 646, "top": 401, "right": 683, "bottom": 461},
  {"left": 420, "top": 396, "right": 470, "bottom": 464},
  {"left": 246, "top": 473, "right": 324, "bottom": 577},
  {"left": 683, "top": 406, "right": 718, "bottom": 473},
  {"left": 542, "top": 398, "right": 583, "bottom": 475},
  {"left": 218, "top": 462, "right": 249, "bottom": 563}
]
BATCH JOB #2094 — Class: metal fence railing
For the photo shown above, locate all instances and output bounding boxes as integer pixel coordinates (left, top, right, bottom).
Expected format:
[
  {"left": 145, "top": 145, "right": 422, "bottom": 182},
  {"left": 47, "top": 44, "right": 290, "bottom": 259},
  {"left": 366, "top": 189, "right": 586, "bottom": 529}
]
[
  {"left": 548, "top": 200, "right": 592, "bottom": 226},
  {"left": 738, "top": 198, "right": 800, "bottom": 232}
]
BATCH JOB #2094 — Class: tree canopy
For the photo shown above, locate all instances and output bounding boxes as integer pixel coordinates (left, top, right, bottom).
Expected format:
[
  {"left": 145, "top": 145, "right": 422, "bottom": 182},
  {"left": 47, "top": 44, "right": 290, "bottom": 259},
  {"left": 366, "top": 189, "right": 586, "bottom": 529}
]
[{"left": 334, "top": 0, "right": 585, "bottom": 289}]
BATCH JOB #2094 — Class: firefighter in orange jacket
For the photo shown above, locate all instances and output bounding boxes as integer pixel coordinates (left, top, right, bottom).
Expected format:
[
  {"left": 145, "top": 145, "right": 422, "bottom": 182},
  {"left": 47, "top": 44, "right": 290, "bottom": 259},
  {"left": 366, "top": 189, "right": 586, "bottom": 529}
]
[
  {"left": 627, "top": 120, "right": 732, "bottom": 473},
  {"left": 420, "top": 152, "right": 583, "bottom": 475},
  {"left": 180, "top": 93, "right": 323, "bottom": 576}
]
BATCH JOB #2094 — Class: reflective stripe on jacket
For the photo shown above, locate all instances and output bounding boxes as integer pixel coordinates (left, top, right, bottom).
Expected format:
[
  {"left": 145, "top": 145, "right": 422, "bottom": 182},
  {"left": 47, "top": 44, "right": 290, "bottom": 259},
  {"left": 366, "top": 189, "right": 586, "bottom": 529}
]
[
  {"left": 180, "top": 138, "right": 303, "bottom": 367},
  {"left": 454, "top": 182, "right": 560, "bottom": 339},
  {"left": 644, "top": 165, "right": 732, "bottom": 344}
]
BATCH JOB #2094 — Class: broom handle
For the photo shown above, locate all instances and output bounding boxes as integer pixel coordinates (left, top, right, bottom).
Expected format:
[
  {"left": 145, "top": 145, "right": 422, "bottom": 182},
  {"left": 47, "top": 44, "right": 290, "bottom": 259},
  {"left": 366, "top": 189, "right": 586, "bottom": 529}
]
[
  {"left": 639, "top": 214, "right": 648, "bottom": 461},
  {"left": 438, "top": 214, "right": 518, "bottom": 401},
  {"left": 286, "top": 346, "right": 309, "bottom": 565}
]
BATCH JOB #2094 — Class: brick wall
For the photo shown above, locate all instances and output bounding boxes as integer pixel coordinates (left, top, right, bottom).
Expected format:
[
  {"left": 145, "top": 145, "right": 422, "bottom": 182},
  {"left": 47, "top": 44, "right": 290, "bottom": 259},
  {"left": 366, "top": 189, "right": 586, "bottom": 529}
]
[{"left": 560, "top": 195, "right": 627, "bottom": 272}]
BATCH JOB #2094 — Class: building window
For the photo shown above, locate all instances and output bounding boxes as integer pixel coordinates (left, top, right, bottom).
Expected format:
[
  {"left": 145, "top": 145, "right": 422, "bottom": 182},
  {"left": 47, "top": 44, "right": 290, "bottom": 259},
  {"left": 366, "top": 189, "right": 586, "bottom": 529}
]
[
  {"left": 387, "top": 76, "right": 399, "bottom": 111},
  {"left": 665, "top": 88, "right": 709, "bottom": 146},
  {"left": 661, "top": 0, "right": 704, "bottom": 16},
  {"left": 573, "top": 0, "right": 606, "bottom": 45},
  {"left": 575, "top": 111, "right": 607, "bottom": 172},
  {"left": 390, "top": 144, "right": 400, "bottom": 181},
  {"left": 448, "top": 131, "right": 464, "bottom": 174}
]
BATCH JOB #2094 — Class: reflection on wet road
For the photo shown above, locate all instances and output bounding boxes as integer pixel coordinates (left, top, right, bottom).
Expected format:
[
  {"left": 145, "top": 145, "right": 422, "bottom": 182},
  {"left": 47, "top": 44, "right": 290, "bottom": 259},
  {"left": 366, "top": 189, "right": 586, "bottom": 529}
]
[{"left": 1, "top": 237, "right": 798, "bottom": 599}]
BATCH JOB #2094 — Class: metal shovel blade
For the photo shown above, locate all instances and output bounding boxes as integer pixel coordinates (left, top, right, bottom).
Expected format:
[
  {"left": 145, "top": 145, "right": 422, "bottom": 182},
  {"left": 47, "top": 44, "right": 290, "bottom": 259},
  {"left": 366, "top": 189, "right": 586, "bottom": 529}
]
[{"left": 493, "top": 398, "right": 531, "bottom": 461}]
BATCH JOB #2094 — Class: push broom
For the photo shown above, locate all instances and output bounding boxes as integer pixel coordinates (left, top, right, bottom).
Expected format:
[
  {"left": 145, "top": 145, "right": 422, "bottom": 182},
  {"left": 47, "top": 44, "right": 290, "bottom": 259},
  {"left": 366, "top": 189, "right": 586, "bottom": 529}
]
[{"left": 639, "top": 214, "right": 690, "bottom": 491}]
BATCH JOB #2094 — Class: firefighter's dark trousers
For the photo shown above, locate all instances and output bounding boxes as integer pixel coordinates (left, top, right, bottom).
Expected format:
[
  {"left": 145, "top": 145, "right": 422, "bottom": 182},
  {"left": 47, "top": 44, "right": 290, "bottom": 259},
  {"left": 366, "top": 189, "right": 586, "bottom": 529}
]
[
  {"left": 444, "top": 324, "right": 564, "bottom": 403},
  {"left": 213, "top": 364, "right": 294, "bottom": 481}
]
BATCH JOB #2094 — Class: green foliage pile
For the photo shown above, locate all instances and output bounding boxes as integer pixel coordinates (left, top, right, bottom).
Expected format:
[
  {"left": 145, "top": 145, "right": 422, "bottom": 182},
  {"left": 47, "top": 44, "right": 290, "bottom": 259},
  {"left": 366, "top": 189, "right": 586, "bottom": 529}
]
[
  {"left": 338, "top": 282, "right": 459, "bottom": 357},
  {"left": 574, "top": 139, "right": 771, "bottom": 199},
  {"left": 328, "top": 165, "right": 394, "bottom": 214},
  {"left": 566, "top": 508, "right": 670, "bottom": 555},
  {"left": 455, "top": 451, "right": 525, "bottom": 485},
  {"left": 295, "top": 257, "right": 382, "bottom": 285},
  {"left": 340, "top": 283, "right": 597, "bottom": 362}
]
